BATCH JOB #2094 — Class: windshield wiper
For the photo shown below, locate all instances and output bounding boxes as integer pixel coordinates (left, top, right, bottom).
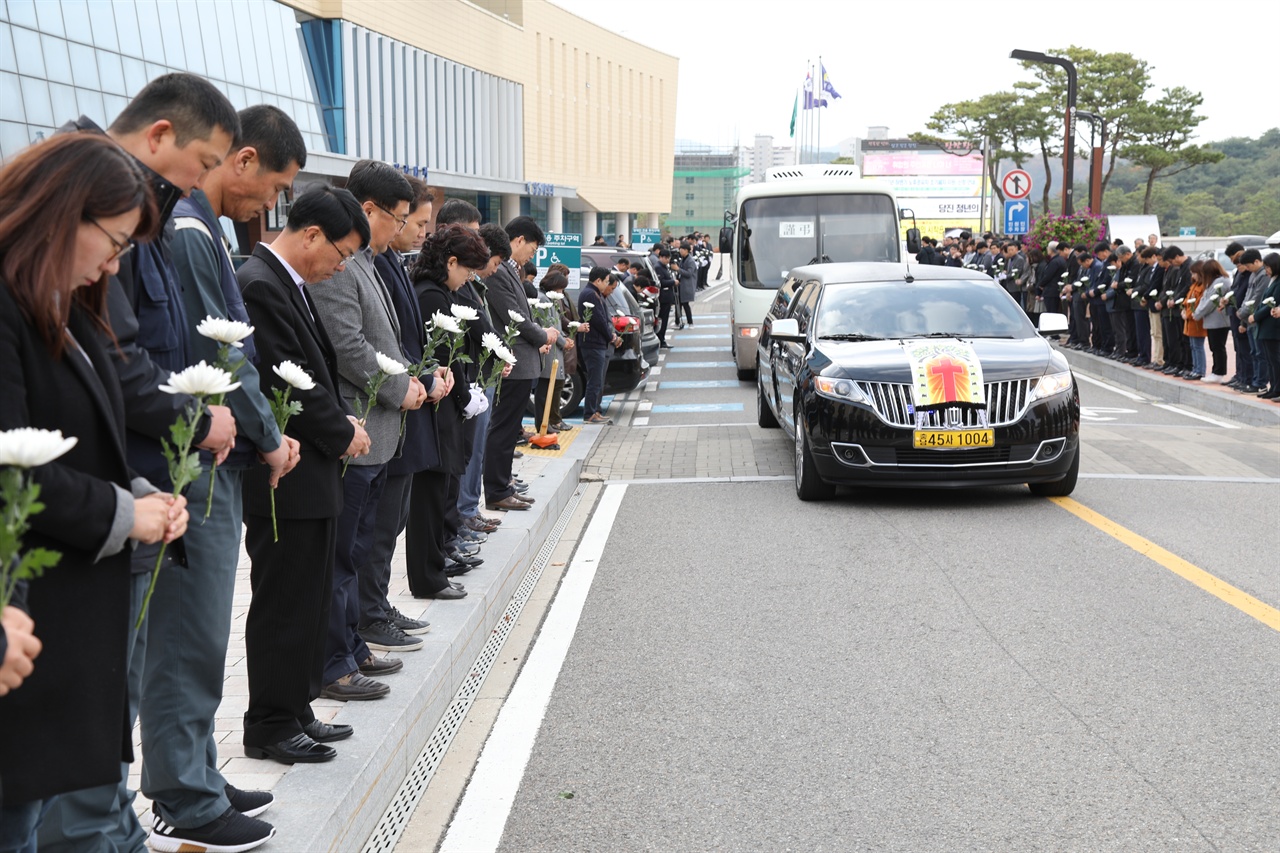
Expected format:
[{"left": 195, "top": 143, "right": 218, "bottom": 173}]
[
  {"left": 903, "top": 332, "right": 1016, "bottom": 339},
  {"left": 818, "top": 333, "right": 885, "bottom": 341}
]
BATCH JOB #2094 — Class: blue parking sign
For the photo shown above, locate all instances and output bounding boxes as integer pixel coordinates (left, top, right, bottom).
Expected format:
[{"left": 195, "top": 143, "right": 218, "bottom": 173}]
[{"left": 1004, "top": 200, "right": 1029, "bottom": 236}]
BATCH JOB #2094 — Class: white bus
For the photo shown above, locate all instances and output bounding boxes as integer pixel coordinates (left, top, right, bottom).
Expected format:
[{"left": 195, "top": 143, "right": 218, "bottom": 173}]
[{"left": 729, "top": 164, "right": 916, "bottom": 379}]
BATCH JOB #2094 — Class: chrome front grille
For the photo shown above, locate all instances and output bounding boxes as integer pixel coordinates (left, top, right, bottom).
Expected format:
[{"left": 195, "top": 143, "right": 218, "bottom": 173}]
[{"left": 857, "top": 379, "right": 1036, "bottom": 428}]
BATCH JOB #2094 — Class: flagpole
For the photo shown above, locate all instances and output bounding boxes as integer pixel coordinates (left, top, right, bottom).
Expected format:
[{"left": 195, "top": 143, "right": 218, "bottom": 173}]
[
  {"left": 817, "top": 55, "right": 823, "bottom": 164},
  {"left": 807, "top": 60, "right": 814, "bottom": 164}
]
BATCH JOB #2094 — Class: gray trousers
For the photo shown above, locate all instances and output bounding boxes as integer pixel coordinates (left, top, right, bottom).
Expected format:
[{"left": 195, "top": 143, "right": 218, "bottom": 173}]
[
  {"left": 139, "top": 465, "right": 239, "bottom": 828},
  {"left": 36, "top": 571, "right": 151, "bottom": 853}
]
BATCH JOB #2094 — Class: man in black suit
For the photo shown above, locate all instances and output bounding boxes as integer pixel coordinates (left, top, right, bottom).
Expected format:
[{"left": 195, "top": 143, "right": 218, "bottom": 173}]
[
  {"left": 1038, "top": 242, "right": 1071, "bottom": 318},
  {"left": 237, "top": 187, "right": 372, "bottom": 765}
]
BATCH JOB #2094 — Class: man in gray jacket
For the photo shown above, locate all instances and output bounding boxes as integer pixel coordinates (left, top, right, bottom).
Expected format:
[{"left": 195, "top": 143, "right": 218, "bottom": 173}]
[
  {"left": 309, "top": 161, "right": 427, "bottom": 701},
  {"left": 483, "top": 217, "right": 558, "bottom": 510}
]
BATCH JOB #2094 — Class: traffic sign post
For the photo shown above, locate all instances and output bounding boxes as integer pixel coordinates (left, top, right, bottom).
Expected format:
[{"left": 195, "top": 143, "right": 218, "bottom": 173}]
[
  {"left": 1001, "top": 169, "right": 1032, "bottom": 200},
  {"left": 1004, "top": 200, "right": 1029, "bottom": 236},
  {"left": 631, "top": 228, "right": 660, "bottom": 249},
  {"left": 535, "top": 233, "right": 582, "bottom": 288}
]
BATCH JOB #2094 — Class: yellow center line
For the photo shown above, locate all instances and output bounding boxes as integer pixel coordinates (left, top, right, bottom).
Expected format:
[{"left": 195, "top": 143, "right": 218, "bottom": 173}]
[{"left": 1050, "top": 496, "right": 1280, "bottom": 633}]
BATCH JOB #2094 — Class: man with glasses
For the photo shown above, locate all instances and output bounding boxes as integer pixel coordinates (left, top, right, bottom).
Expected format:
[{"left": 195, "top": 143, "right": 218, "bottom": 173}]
[
  {"left": 309, "top": 161, "right": 428, "bottom": 703},
  {"left": 237, "top": 185, "right": 372, "bottom": 765}
]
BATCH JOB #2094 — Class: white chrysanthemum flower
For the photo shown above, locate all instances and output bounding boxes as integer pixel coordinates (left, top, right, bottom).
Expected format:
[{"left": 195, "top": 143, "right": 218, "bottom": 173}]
[
  {"left": 430, "top": 311, "right": 462, "bottom": 334},
  {"left": 491, "top": 341, "right": 517, "bottom": 365},
  {"left": 1124, "top": 277, "right": 1133, "bottom": 283},
  {"left": 196, "top": 316, "right": 254, "bottom": 347},
  {"left": 508, "top": 310, "right": 526, "bottom": 324},
  {"left": 0, "top": 428, "right": 78, "bottom": 468},
  {"left": 1148, "top": 290, "right": 1158, "bottom": 296},
  {"left": 272, "top": 360, "right": 316, "bottom": 391},
  {"left": 481, "top": 331, "right": 504, "bottom": 353},
  {"left": 159, "top": 361, "right": 241, "bottom": 397},
  {"left": 376, "top": 352, "right": 408, "bottom": 376},
  {"left": 545, "top": 291, "right": 564, "bottom": 301},
  {"left": 450, "top": 304, "right": 479, "bottom": 322},
  {"left": 527, "top": 297, "right": 540, "bottom": 306},
  {"left": 582, "top": 301, "right": 595, "bottom": 309}
]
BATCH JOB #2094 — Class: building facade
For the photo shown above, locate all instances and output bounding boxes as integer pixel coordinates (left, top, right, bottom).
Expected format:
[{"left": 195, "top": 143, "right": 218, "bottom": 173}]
[
  {"left": 0, "top": 0, "right": 676, "bottom": 241},
  {"left": 739, "top": 134, "right": 794, "bottom": 185},
  {"left": 667, "top": 145, "right": 746, "bottom": 236}
]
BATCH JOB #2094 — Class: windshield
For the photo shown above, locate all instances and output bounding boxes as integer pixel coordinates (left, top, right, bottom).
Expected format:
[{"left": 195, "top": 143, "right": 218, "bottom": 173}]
[
  {"left": 738, "top": 193, "right": 900, "bottom": 289},
  {"left": 815, "top": 280, "right": 1036, "bottom": 340}
]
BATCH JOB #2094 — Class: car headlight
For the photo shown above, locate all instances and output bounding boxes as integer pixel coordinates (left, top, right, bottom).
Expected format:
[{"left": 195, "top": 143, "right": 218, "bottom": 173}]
[
  {"left": 1030, "top": 370, "right": 1073, "bottom": 401},
  {"left": 814, "top": 376, "right": 870, "bottom": 405}
]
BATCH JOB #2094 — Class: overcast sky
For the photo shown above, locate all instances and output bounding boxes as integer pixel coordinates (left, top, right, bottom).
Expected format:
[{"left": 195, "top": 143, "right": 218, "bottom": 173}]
[{"left": 551, "top": 0, "right": 1279, "bottom": 151}]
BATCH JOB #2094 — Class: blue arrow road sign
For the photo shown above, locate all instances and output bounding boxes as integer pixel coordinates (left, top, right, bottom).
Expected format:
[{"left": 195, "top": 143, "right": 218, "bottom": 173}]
[{"left": 1004, "top": 200, "right": 1029, "bottom": 236}]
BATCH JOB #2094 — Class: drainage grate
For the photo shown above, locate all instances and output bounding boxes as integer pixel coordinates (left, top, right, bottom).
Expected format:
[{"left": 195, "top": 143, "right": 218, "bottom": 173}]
[{"left": 361, "top": 487, "right": 585, "bottom": 853}]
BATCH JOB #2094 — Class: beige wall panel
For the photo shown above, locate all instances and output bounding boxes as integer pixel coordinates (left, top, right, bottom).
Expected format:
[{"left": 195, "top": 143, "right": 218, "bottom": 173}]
[{"left": 282, "top": 0, "right": 677, "bottom": 214}]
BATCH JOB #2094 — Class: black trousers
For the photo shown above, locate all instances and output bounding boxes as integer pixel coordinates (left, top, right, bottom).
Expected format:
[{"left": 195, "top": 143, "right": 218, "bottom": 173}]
[
  {"left": 243, "top": 514, "right": 335, "bottom": 747},
  {"left": 483, "top": 377, "right": 533, "bottom": 503},
  {"left": 1070, "top": 296, "right": 1089, "bottom": 345},
  {"left": 1108, "top": 311, "right": 1129, "bottom": 358},
  {"left": 364, "top": 471, "right": 410, "bottom": 626},
  {"left": 1164, "top": 314, "right": 1187, "bottom": 368},
  {"left": 405, "top": 469, "right": 453, "bottom": 596},
  {"left": 656, "top": 301, "right": 673, "bottom": 344},
  {"left": 1207, "top": 327, "right": 1230, "bottom": 376}
]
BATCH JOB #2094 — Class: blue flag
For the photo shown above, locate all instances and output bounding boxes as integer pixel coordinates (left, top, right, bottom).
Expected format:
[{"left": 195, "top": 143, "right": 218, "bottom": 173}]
[
  {"left": 803, "top": 71, "right": 828, "bottom": 110},
  {"left": 821, "top": 63, "right": 841, "bottom": 100}
]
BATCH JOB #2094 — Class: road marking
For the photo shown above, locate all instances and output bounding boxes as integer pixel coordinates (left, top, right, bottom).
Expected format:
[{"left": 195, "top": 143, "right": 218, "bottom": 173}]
[
  {"left": 1151, "top": 403, "right": 1241, "bottom": 429},
  {"left": 1080, "top": 406, "right": 1137, "bottom": 422},
  {"left": 670, "top": 334, "right": 728, "bottom": 339},
  {"left": 668, "top": 346, "right": 731, "bottom": 353},
  {"left": 659, "top": 380, "right": 741, "bottom": 389},
  {"left": 632, "top": 422, "right": 755, "bottom": 430},
  {"left": 664, "top": 361, "right": 736, "bottom": 369},
  {"left": 1050, "top": 497, "right": 1280, "bottom": 633},
  {"left": 637, "top": 401, "right": 652, "bottom": 412},
  {"left": 612, "top": 475, "right": 791, "bottom": 485},
  {"left": 1080, "top": 473, "right": 1280, "bottom": 484},
  {"left": 649, "top": 367, "right": 662, "bottom": 375},
  {"left": 632, "top": 416, "right": 649, "bottom": 426},
  {"left": 439, "top": 484, "right": 628, "bottom": 853},
  {"left": 650, "top": 403, "right": 745, "bottom": 413},
  {"left": 1074, "top": 373, "right": 1147, "bottom": 401}
]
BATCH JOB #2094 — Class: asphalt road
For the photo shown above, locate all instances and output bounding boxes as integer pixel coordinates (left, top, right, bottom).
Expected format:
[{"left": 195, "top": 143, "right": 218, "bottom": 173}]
[{"left": 441, "top": 286, "right": 1280, "bottom": 852}]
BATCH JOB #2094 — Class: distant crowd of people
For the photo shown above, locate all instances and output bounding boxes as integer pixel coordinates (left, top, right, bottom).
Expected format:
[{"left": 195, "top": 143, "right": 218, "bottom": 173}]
[{"left": 917, "top": 232, "right": 1280, "bottom": 400}]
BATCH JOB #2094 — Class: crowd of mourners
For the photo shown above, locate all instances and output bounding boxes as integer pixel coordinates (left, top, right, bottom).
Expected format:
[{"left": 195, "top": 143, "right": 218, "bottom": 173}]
[
  {"left": 917, "top": 232, "right": 1280, "bottom": 400},
  {"left": 0, "top": 71, "right": 626, "bottom": 853}
]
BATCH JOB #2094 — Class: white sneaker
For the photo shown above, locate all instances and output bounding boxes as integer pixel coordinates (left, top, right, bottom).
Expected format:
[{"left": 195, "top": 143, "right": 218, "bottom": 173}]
[{"left": 1201, "top": 374, "right": 1223, "bottom": 384}]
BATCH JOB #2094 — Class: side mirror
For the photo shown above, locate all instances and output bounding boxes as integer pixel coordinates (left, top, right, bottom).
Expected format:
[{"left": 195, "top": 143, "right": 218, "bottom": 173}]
[
  {"left": 905, "top": 227, "right": 921, "bottom": 255},
  {"left": 1038, "top": 312, "right": 1069, "bottom": 335},
  {"left": 771, "top": 318, "right": 804, "bottom": 342}
]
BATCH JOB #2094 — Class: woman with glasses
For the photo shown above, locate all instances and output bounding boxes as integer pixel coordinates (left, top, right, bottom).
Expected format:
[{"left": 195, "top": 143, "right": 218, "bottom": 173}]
[{"left": 0, "top": 133, "right": 189, "bottom": 850}]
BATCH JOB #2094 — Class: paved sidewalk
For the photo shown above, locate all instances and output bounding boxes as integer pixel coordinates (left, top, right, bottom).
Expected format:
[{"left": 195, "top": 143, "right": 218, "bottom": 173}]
[
  {"left": 1059, "top": 346, "right": 1280, "bottom": 428},
  {"left": 126, "top": 428, "right": 601, "bottom": 850}
]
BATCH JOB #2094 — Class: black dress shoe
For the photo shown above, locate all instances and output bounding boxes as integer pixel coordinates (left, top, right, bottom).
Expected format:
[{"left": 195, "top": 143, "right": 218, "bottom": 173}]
[
  {"left": 448, "top": 549, "right": 484, "bottom": 567},
  {"left": 320, "top": 672, "right": 389, "bottom": 701},
  {"left": 444, "top": 561, "right": 472, "bottom": 576},
  {"left": 244, "top": 733, "right": 335, "bottom": 764},
  {"left": 417, "top": 585, "right": 467, "bottom": 600},
  {"left": 359, "top": 654, "right": 405, "bottom": 676},
  {"left": 302, "top": 719, "right": 354, "bottom": 743}
]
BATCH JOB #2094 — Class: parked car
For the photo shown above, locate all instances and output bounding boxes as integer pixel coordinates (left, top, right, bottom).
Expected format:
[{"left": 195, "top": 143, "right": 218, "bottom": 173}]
[{"left": 757, "top": 263, "right": 1080, "bottom": 500}]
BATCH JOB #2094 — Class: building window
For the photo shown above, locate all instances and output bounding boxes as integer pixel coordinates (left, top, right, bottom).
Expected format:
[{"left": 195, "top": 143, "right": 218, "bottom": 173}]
[
  {"left": 684, "top": 177, "right": 694, "bottom": 184},
  {"left": 685, "top": 209, "right": 694, "bottom": 216},
  {"left": 685, "top": 193, "right": 694, "bottom": 200}
]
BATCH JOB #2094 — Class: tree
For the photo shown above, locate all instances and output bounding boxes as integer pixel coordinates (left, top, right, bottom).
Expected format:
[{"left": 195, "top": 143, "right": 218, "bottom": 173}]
[
  {"left": 914, "top": 91, "right": 1032, "bottom": 205},
  {"left": 1122, "top": 86, "right": 1226, "bottom": 214}
]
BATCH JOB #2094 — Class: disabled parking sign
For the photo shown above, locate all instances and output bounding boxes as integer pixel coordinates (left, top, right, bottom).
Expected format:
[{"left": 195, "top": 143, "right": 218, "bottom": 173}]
[{"left": 535, "top": 233, "right": 582, "bottom": 288}]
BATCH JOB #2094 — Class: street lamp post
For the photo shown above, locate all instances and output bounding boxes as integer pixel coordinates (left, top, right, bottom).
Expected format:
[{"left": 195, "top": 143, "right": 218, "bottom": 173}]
[
  {"left": 1076, "top": 110, "right": 1107, "bottom": 215},
  {"left": 1010, "top": 49, "right": 1076, "bottom": 216}
]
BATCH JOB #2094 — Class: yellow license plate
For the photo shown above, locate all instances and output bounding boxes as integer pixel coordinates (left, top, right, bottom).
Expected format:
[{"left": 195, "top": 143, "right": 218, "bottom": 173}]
[{"left": 912, "top": 429, "right": 995, "bottom": 449}]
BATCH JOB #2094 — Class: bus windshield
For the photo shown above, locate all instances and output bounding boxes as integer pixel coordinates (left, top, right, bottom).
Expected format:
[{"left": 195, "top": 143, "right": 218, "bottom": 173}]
[{"left": 737, "top": 193, "right": 900, "bottom": 289}]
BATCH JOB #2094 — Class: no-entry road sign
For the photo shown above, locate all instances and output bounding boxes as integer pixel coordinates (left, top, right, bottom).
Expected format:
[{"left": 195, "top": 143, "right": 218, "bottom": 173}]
[{"left": 1001, "top": 170, "right": 1032, "bottom": 200}]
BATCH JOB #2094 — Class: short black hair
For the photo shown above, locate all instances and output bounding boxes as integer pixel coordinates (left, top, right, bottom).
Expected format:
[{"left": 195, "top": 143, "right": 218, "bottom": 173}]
[
  {"left": 405, "top": 175, "right": 432, "bottom": 213},
  {"left": 436, "top": 198, "right": 481, "bottom": 227},
  {"left": 522, "top": 261, "right": 537, "bottom": 278},
  {"left": 1093, "top": 241, "right": 1111, "bottom": 254},
  {"left": 1161, "top": 246, "right": 1183, "bottom": 261},
  {"left": 1224, "top": 241, "right": 1245, "bottom": 256},
  {"left": 479, "top": 222, "right": 511, "bottom": 261},
  {"left": 505, "top": 215, "right": 545, "bottom": 247},
  {"left": 1074, "top": 244, "right": 1089, "bottom": 254},
  {"left": 236, "top": 104, "right": 306, "bottom": 172},
  {"left": 286, "top": 185, "right": 369, "bottom": 248},
  {"left": 1240, "top": 248, "right": 1263, "bottom": 264},
  {"left": 657, "top": 247, "right": 672, "bottom": 259},
  {"left": 1263, "top": 252, "right": 1280, "bottom": 277},
  {"left": 110, "top": 73, "right": 239, "bottom": 146},
  {"left": 346, "top": 160, "right": 413, "bottom": 210},
  {"left": 588, "top": 266, "right": 611, "bottom": 284},
  {"left": 1140, "top": 247, "right": 1158, "bottom": 259}
]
